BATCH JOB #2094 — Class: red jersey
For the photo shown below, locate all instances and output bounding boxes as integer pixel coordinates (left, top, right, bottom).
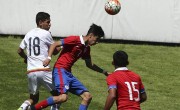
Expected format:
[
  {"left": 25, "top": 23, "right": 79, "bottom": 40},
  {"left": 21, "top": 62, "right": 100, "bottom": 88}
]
[
  {"left": 106, "top": 67, "right": 145, "bottom": 110},
  {"left": 54, "top": 35, "right": 90, "bottom": 72}
]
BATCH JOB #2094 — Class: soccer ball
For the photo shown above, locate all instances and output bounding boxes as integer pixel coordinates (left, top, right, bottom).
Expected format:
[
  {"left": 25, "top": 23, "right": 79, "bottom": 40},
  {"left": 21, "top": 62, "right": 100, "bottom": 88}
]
[{"left": 105, "top": 0, "right": 121, "bottom": 15}]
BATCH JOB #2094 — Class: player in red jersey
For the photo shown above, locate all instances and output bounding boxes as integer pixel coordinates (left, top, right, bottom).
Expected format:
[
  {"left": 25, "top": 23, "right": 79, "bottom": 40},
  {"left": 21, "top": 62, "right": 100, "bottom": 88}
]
[
  {"left": 29, "top": 23, "right": 109, "bottom": 110},
  {"left": 104, "top": 50, "right": 147, "bottom": 110}
]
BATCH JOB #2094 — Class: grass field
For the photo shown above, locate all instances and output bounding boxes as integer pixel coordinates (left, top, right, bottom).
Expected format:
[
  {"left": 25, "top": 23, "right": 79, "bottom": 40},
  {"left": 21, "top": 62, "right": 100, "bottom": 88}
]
[{"left": 0, "top": 36, "right": 180, "bottom": 110}]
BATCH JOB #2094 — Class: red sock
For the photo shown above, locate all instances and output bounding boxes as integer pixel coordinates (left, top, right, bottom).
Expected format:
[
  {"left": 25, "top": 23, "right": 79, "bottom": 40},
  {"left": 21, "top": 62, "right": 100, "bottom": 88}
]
[{"left": 35, "top": 100, "right": 48, "bottom": 110}]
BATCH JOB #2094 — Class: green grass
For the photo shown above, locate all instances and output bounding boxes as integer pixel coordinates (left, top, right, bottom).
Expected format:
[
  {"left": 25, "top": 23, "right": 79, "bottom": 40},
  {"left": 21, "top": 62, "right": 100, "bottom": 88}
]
[{"left": 0, "top": 36, "right": 180, "bottom": 110}]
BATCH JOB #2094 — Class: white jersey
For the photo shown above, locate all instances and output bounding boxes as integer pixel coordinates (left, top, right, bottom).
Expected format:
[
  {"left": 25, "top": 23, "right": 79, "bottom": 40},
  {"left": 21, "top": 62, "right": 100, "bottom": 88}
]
[{"left": 19, "top": 28, "right": 54, "bottom": 71}]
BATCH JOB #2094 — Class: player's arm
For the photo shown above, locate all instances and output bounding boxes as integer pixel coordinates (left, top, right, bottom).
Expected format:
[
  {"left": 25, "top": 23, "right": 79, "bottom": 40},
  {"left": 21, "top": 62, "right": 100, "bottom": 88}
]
[
  {"left": 139, "top": 78, "right": 147, "bottom": 103},
  {"left": 43, "top": 41, "right": 62, "bottom": 67},
  {"left": 104, "top": 88, "right": 116, "bottom": 110},
  {"left": 17, "top": 47, "right": 27, "bottom": 64},
  {"left": 84, "top": 59, "right": 109, "bottom": 76},
  {"left": 52, "top": 46, "right": 61, "bottom": 55},
  {"left": 140, "top": 92, "right": 147, "bottom": 103}
]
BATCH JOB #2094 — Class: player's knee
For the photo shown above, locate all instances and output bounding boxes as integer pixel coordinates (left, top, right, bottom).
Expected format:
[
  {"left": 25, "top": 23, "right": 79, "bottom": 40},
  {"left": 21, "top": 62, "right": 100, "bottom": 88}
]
[
  {"left": 60, "top": 94, "right": 68, "bottom": 102},
  {"left": 54, "top": 94, "right": 68, "bottom": 103},
  {"left": 82, "top": 92, "right": 92, "bottom": 102}
]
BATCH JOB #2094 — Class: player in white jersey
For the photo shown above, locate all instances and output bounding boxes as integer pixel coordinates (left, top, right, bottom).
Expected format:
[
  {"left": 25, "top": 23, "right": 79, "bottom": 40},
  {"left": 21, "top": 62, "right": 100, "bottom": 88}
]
[
  {"left": 17, "top": 12, "right": 60, "bottom": 110},
  {"left": 21, "top": 28, "right": 53, "bottom": 71}
]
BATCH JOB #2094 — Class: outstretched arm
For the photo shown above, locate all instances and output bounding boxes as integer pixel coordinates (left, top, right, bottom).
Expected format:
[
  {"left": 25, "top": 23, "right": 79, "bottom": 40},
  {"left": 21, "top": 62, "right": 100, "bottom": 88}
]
[
  {"left": 85, "top": 59, "right": 109, "bottom": 76},
  {"left": 17, "top": 48, "right": 27, "bottom": 64}
]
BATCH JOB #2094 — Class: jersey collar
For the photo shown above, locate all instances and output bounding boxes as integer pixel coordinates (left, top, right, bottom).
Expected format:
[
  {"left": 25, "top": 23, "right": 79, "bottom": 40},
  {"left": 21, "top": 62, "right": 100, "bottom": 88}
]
[
  {"left": 114, "top": 67, "right": 128, "bottom": 72},
  {"left": 80, "top": 35, "right": 85, "bottom": 45}
]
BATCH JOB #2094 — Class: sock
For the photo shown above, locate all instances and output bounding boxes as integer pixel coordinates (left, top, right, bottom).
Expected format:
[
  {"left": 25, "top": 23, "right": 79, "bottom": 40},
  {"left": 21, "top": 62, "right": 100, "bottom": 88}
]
[
  {"left": 20, "top": 100, "right": 31, "bottom": 110},
  {"left": 35, "top": 97, "right": 55, "bottom": 110},
  {"left": 79, "top": 104, "right": 88, "bottom": 110}
]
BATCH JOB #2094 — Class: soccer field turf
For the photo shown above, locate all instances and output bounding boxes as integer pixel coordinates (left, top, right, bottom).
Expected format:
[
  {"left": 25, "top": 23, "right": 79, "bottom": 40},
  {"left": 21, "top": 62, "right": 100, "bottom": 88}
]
[{"left": 0, "top": 36, "right": 179, "bottom": 110}]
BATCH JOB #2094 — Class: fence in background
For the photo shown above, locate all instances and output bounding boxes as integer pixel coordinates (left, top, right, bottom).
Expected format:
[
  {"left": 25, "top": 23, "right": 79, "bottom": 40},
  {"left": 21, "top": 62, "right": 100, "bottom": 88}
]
[{"left": 0, "top": 0, "right": 180, "bottom": 43}]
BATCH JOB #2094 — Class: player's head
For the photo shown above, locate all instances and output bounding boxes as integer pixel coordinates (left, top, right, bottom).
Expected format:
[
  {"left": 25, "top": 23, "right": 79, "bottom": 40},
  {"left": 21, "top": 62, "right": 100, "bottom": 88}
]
[
  {"left": 86, "top": 23, "right": 105, "bottom": 46},
  {"left": 113, "top": 50, "right": 129, "bottom": 67},
  {"left": 36, "top": 12, "right": 51, "bottom": 31}
]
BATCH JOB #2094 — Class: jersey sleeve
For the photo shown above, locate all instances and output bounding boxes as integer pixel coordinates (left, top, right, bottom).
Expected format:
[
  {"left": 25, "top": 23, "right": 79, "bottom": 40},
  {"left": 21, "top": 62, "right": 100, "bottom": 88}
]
[
  {"left": 139, "top": 77, "right": 145, "bottom": 93},
  {"left": 106, "top": 74, "right": 117, "bottom": 90},
  {"left": 61, "top": 36, "right": 78, "bottom": 46},
  {"left": 44, "top": 31, "right": 54, "bottom": 46},
  {"left": 19, "top": 38, "right": 27, "bottom": 49}
]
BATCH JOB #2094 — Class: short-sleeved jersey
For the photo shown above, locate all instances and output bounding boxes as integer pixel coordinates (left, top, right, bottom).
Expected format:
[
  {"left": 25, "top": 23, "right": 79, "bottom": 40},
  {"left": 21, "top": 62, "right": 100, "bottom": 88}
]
[
  {"left": 106, "top": 67, "right": 145, "bottom": 110},
  {"left": 19, "top": 28, "right": 54, "bottom": 71},
  {"left": 54, "top": 35, "right": 90, "bottom": 72}
]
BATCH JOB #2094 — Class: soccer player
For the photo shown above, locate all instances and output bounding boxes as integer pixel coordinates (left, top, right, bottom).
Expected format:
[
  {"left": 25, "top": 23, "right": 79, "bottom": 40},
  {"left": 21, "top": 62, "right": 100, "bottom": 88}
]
[
  {"left": 29, "top": 23, "right": 109, "bottom": 110},
  {"left": 104, "top": 50, "right": 147, "bottom": 110},
  {"left": 17, "top": 12, "right": 60, "bottom": 110}
]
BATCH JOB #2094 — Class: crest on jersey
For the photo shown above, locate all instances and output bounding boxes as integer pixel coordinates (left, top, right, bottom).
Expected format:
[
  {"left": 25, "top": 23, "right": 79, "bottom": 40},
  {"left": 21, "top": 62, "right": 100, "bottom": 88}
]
[{"left": 65, "top": 85, "right": 69, "bottom": 90}]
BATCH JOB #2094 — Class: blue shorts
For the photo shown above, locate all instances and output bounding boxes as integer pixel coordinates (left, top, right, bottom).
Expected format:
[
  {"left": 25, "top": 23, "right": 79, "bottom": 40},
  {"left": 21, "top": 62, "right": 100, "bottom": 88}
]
[{"left": 52, "top": 68, "right": 88, "bottom": 95}]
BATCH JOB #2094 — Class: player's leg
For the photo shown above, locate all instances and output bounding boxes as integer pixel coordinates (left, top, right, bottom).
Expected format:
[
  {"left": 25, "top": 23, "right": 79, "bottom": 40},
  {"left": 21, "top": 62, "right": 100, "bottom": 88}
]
[
  {"left": 17, "top": 93, "right": 39, "bottom": 110},
  {"left": 30, "top": 93, "right": 39, "bottom": 105},
  {"left": 69, "top": 75, "right": 92, "bottom": 110},
  {"left": 42, "top": 71, "right": 61, "bottom": 110},
  {"left": 79, "top": 92, "right": 92, "bottom": 110},
  {"left": 30, "top": 68, "right": 69, "bottom": 109},
  {"left": 17, "top": 99, "right": 32, "bottom": 110},
  {"left": 30, "top": 94, "right": 67, "bottom": 110},
  {"left": 18, "top": 72, "right": 39, "bottom": 110},
  {"left": 50, "top": 90, "right": 61, "bottom": 110}
]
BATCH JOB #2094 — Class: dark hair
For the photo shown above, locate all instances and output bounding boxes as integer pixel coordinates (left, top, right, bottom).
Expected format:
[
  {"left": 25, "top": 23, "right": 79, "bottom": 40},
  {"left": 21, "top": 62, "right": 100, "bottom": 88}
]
[
  {"left": 36, "top": 12, "right": 50, "bottom": 25},
  {"left": 87, "top": 23, "right": 105, "bottom": 38},
  {"left": 113, "top": 50, "right": 129, "bottom": 67}
]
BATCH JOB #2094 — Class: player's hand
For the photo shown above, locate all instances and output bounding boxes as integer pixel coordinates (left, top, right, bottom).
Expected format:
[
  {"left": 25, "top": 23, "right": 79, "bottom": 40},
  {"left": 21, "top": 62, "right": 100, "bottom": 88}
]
[{"left": 43, "top": 59, "right": 51, "bottom": 67}]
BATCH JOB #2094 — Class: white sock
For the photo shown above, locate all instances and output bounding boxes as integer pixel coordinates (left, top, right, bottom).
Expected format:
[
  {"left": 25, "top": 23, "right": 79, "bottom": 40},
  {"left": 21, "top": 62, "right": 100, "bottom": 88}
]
[{"left": 20, "top": 100, "right": 31, "bottom": 110}]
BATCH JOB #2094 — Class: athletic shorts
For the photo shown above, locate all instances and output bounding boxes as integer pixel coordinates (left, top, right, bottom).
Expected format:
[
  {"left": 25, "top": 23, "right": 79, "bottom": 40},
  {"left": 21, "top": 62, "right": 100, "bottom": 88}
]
[
  {"left": 27, "top": 71, "right": 55, "bottom": 95},
  {"left": 53, "top": 68, "right": 88, "bottom": 95}
]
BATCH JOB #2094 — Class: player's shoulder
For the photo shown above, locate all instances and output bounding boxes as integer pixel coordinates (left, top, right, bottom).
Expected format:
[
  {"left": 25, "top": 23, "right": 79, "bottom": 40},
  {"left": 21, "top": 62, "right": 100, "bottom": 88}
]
[
  {"left": 64, "top": 35, "right": 81, "bottom": 42},
  {"left": 107, "top": 72, "right": 117, "bottom": 78},
  {"left": 26, "top": 28, "right": 50, "bottom": 35},
  {"left": 38, "top": 28, "right": 51, "bottom": 35},
  {"left": 128, "top": 70, "right": 142, "bottom": 79},
  {"left": 109, "top": 70, "right": 139, "bottom": 77},
  {"left": 66, "top": 35, "right": 80, "bottom": 39},
  {"left": 106, "top": 72, "right": 120, "bottom": 82}
]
